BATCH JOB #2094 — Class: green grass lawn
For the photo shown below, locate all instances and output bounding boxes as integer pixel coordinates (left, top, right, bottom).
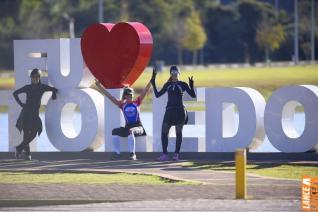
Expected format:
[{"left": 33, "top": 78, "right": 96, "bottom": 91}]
[
  {"left": 0, "top": 171, "right": 192, "bottom": 185},
  {"left": 2, "top": 65, "right": 318, "bottom": 92},
  {"left": 182, "top": 162, "right": 318, "bottom": 180},
  {"left": 133, "top": 65, "right": 318, "bottom": 97},
  {"left": 136, "top": 65, "right": 318, "bottom": 111},
  {"left": 1, "top": 65, "right": 318, "bottom": 112},
  {"left": 0, "top": 77, "right": 14, "bottom": 90}
]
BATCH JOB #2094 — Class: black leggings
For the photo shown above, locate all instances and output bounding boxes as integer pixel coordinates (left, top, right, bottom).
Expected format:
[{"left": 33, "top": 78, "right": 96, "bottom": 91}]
[
  {"left": 161, "top": 123, "right": 184, "bottom": 154},
  {"left": 112, "top": 125, "right": 145, "bottom": 137},
  {"left": 16, "top": 128, "right": 38, "bottom": 155}
]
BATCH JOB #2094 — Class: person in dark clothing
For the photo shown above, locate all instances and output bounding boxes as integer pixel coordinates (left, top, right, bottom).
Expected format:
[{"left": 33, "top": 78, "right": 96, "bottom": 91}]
[
  {"left": 13, "top": 68, "right": 58, "bottom": 160},
  {"left": 151, "top": 65, "right": 196, "bottom": 161}
]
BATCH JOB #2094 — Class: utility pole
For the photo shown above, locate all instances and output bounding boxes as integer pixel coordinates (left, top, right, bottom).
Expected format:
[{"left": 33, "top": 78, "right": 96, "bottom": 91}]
[
  {"left": 311, "top": 0, "right": 316, "bottom": 64},
  {"left": 98, "top": 0, "right": 104, "bottom": 23},
  {"left": 63, "top": 13, "right": 75, "bottom": 38},
  {"left": 294, "top": 0, "right": 299, "bottom": 65}
]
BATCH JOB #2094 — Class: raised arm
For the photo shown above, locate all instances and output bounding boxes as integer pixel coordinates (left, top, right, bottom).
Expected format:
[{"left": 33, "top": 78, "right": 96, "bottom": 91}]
[
  {"left": 184, "top": 76, "right": 196, "bottom": 98},
  {"left": 13, "top": 86, "right": 27, "bottom": 107},
  {"left": 139, "top": 80, "right": 152, "bottom": 102},
  {"left": 150, "top": 68, "right": 167, "bottom": 98},
  {"left": 95, "top": 80, "right": 121, "bottom": 106}
]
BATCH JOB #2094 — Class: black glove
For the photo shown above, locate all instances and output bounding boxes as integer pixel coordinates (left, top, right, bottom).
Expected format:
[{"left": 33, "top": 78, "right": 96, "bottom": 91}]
[
  {"left": 151, "top": 66, "right": 157, "bottom": 82},
  {"left": 189, "top": 76, "right": 194, "bottom": 88},
  {"left": 52, "top": 92, "right": 57, "bottom": 100}
]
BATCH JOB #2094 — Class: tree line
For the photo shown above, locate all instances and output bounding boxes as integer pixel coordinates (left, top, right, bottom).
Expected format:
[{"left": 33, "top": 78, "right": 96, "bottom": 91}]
[{"left": 0, "top": 0, "right": 316, "bottom": 69}]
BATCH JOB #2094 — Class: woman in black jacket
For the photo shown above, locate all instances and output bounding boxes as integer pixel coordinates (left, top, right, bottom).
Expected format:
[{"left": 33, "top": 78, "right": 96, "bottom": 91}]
[
  {"left": 151, "top": 65, "right": 196, "bottom": 161},
  {"left": 13, "top": 68, "right": 58, "bottom": 160}
]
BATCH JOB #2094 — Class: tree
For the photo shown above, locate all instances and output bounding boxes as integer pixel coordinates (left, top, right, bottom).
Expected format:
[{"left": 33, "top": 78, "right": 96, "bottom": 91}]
[
  {"left": 48, "top": 0, "right": 96, "bottom": 38},
  {"left": 0, "top": 0, "right": 20, "bottom": 69},
  {"left": 17, "top": 0, "right": 53, "bottom": 38},
  {"left": 237, "top": 0, "right": 266, "bottom": 64},
  {"left": 256, "top": 19, "right": 286, "bottom": 63},
  {"left": 297, "top": 0, "right": 317, "bottom": 61},
  {"left": 127, "top": 0, "right": 177, "bottom": 65},
  {"left": 182, "top": 10, "right": 207, "bottom": 65},
  {"left": 1, "top": 0, "right": 315, "bottom": 69},
  {"left": 204, "top": 5, "right": 245, "bottom": 63},
  {"left": 168, "top": 0, "right": 193, "bottom": 65}
]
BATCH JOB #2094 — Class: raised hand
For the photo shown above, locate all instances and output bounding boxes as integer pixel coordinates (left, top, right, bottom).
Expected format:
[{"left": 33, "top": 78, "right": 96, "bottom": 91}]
[
  {"left": 151, "top": 65, "right": 158, "bottom": 82},
  {"left": 189, "top": 76, "right": 194, "bottom": 88},
  {"left": 95, "top": 79, "right": 104, "bottom": 89},
  {"left": 52, "top": 92, "right": 57, "bottom": 100},
  {"left": 95, "top": 79, "right": 100, "bottom": 86}
]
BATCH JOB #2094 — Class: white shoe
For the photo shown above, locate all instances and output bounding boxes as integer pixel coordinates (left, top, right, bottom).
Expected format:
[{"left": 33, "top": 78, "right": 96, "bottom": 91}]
[
  {"left": 25, "top": 154, "right": 31, "bottom": 161},
  {"left": 129, "top": 153, "right": 137, "bottom": 160}
]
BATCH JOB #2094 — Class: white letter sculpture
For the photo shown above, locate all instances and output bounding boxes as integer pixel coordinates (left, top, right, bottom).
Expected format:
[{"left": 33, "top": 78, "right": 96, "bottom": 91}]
[
  {"left": 13, "top": 39, "right": 104, "bottom": 152},
  {"left": 265, "top": 85, "right": 318, "bottom": 152},
  {"left": 205, "top": 87, "right": 265, "bottom": 152}
]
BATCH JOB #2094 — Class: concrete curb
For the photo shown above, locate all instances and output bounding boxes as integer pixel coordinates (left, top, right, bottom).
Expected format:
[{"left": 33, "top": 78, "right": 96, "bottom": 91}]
[{"left": 0, "top": 152, "right": 317, "bottom": 161}]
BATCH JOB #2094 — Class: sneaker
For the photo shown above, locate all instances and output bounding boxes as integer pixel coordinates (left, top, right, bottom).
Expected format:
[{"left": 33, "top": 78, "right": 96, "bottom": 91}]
[
  {"left": 172, "top": 153, "right": 179, "bottom": 161},
  {"left": 129, "top": 153, "right": 137, "bottom": 161},
  {"left": 14, "top": 147, "right": 21, "bottom": 159},
  {"left": 157, "top": 154, "right": 169, "bottom": 161},
  {"left": 25, "top": 154, "right": 32, "bottom": 161},
  {"left": 111, "top": 153, "right": 121, "bottom": 160}
]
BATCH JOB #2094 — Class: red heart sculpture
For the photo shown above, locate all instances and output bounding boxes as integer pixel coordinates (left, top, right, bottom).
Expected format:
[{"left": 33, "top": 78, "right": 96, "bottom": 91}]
[{"left": 81, "top": 22, "right": 153, "bottom": 88}]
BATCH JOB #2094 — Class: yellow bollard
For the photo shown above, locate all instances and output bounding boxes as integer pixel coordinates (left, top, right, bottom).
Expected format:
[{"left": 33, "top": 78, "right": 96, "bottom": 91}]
[{"left": 235, "top": 148, "right": 246, "bottom": 199}]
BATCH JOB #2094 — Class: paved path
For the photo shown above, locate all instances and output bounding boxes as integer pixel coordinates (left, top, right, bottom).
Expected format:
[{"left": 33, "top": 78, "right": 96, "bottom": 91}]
[
  {"left": 0, "top": 156, "right": 306, "bottom": 211},
  {"left": 0, "top": 158, "right": 302, "bottom": 186},
  {"left": 1, "top": 199, "right": 301, "bottom": 212}
]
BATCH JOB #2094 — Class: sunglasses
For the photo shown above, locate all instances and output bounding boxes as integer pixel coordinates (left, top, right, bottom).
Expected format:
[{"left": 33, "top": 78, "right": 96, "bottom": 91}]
[{"left": 170, "top": 70, "right": 179, "bottom": 75}]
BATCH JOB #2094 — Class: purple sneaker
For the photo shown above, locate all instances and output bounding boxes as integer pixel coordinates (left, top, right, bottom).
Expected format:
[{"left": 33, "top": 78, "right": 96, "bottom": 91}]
[
  {"left": 157, "top": 154, "right": 169, "bottom": 161},
  {"left": 172, "top": 153, "right": 179, "bottom": 161}
]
